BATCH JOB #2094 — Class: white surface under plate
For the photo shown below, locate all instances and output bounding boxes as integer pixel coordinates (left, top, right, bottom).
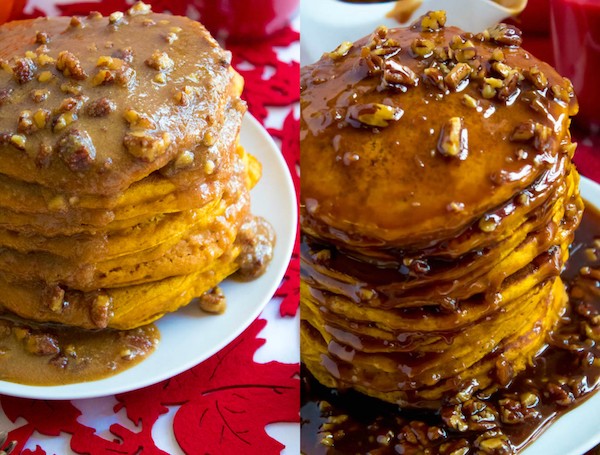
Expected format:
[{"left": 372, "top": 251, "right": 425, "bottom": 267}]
[
  {"left": 0, "top": 113, "right": 297, "bottom": 400},
  {"left": 521, "top": 176, "right": 600, "bottom": 455}
]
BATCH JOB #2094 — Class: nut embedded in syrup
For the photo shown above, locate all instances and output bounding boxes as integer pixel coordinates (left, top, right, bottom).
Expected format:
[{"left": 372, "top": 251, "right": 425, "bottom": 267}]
[
  {"left": 145, "top": 50, "right": 174, "bottom": 71},
  {"left": 56, "top": 128, "right": 97, "bottom": 171},
  {"left": 524, "top": 66, "right": 548, "bottom": 90},
  {"left": 328, "top": 41, "right": 353, "bottom": 60},
  {"left": 437, "top": 117, "right": 468, "bottom": 159},
  {"left": 35, "top": 31, "right": 50, "bottom": 44},
  {"left": 198, "top": 286, "right": 227, "bottom": 314},
  {"left": 348, "top": 103, "right": 403, "bottom": 128},
  {"left": 127, "top": 1, "right": 152, "bottom": 16},
  {"left": 86, "top": 97, "right": 116, "bottom": 117},
  {"left": 462, "top": 94, "right": 478, "bottom": 109},
  {"left": 411, "top": 38, "right": 435, "bottom": 58},
  {"left": 56, "top": 51, "right": 87, "bottom": 81},
  {"left": 31, "top": 89, "right": 49, "bottom": 103},
  {"left": 123, "top": 108, "right": 156, "bottom": 129},
  {"left": 12, "top": 57, "right": 37, "bottom": 84},
  {"left": 486, "top": 23, "right": 523, "bottom": 47},
  {"left": 108, "top": 11, "right": 124, "bottom": 25},
  {"left": 419, "top": 10, "right": 446, "bottom": 32},
  {"left": 510, "top": 121, "right": 535, "bottom": 142},
  {"left": 423, "top": 67, "right": 446, "bottom": 91},
  {"left": 383, "top": 60, "right": 419, "bottom": 88},
  {"left": 444, "top": 63, "right": 471, "bottom": 91},
  {"left": 123, "top": 130, "right": 171, "bottom": 162},
  {"left": 9, "top": 134, "right": 26, "bottom": 150}
]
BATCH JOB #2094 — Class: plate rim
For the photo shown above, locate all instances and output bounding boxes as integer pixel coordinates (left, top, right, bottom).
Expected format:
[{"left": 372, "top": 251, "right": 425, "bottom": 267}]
[{"left": 0, "top": 113, "right": 297, "bottom": 400}]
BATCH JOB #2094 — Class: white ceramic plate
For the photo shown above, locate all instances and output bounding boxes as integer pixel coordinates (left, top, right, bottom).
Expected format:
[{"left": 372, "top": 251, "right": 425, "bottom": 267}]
[
  {"left": 521, "top": 176, "right": 600, "bottom": 455},
  {"left": 0, "top": 114, "right": 297, "bottom": 400},
  {"left": 300, "top": 0, "right": 523, "bottom": 64}
]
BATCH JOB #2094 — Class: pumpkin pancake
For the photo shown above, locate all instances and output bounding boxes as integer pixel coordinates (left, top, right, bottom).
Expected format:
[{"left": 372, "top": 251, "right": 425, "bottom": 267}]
[{"left": 300, "top": 12, "right": 581, "bottom": 408}]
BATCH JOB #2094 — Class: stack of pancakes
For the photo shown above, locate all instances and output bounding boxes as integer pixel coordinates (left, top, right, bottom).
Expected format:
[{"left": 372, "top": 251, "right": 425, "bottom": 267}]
[
  {"left": 0, "top": 3, "right": 270, "bottom": 330},
  {"left": 300, "top": 12, "right": 582, "bottom": 407}
]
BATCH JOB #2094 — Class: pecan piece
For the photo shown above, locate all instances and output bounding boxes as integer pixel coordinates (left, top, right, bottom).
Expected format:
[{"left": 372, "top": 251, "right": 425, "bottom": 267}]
[
  {"left": 383, "top": 60, "right": 419, "bottom": 87},
  {"left": 348, "top": 103, "right": 403, "bottom": 128},
  {"left": 56, "top": 51, "right": 88, "bottom": 80},
  {"left": 444, "top": 63, "right": 470, "bottom": 91},
  {"left": 437, "top": 117, "right": 468, "bottom": 159},
  {"left": 12, "top": 57, "right": 37, "bottom": 84},
  {"left": 123, "top": 131, "right": 171, "bottom": 162},
  {"left": 487, "top": 23, "right": 522, "bottom": 46},
  {"left": 56, "top": 129, "right": 97, "bottom": 171},
  {"left": 86, "top": 98, "right": 116, "bottom": 117}
]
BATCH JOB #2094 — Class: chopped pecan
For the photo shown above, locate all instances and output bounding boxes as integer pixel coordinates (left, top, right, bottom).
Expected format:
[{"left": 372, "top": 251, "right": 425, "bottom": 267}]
[
  {"left": 0, "top": 88, "right": 13, "bottom": 106},
  {"left": 510, "top": 121, "right": 535, "bottom": 142},
  {"left": 444, "top": 63, "right": 470, "bottom": 91},
  {"left": 90, "top": 294, "right": 112, "bottom": 328},
  {"left": 524, "top": 66, "right": 548, "bottom": 90},
  {"left": 56, "top": 51, "right": 88, "bottom": 80},
  {"left": 437, "top": 117, "right": 468, "bottom": 159},
  {"left": 12, "top": 57, "right": 37, "bottom": 84},
  {"left": 56, "top": 129, "right": 97, "bottom": 171},
  {"left": 198, "top": 287, "right": 227, "bottom": 314},
  {"left": 487, "top": 23, "right": 523, "bottom": 46},
  {"left": 24, "top": 333, "right": 60, "bottom": 356},
  {"left": 348, "top": 103, "right": 403, "bottom": 128},
  {"left": 328, "top": 41, "right": 353, "bottom": 60},
  {"left": 123, "top": 131, "right": 171, "bottom": 162},
  {"left": 145, "top": 50, "right": 174, "bottom": 71},
  {"left": 86, "top": 97, "right": 116, "bottom": 117},
  {"left": 43, "top": 284, "right": 65, "bottom": 313},
  {"left": 419, "top": 10, "right": 446, "bottom": 31},
  {"left": 35, "top": 31, "right": 50, "bottom": 44},
  {"left": 383, "top": 60, "right": 419, "bottom": 87}
]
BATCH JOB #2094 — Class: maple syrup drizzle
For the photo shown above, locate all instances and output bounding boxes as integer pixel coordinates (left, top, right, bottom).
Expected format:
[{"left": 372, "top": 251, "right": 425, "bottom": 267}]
[{"left": 301, "top": 202, "right": 600, "bottom": 454}]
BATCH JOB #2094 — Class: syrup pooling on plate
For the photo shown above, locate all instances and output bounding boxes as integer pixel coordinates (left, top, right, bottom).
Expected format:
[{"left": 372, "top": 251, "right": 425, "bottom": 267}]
[
  {"left": 0, "top": 317, "right": 158, "bottom": 386},
  {"left": 301, "top": 203, "right": 600, "bottom": 453}
]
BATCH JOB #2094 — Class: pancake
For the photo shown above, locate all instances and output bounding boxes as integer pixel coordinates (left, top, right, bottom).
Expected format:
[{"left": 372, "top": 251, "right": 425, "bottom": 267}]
[
  {"left": 0, "top": 0, "right": 276, "bottom": 367},
  {"left": 300, "top": 11, "right": 582, "bottom": 408}
]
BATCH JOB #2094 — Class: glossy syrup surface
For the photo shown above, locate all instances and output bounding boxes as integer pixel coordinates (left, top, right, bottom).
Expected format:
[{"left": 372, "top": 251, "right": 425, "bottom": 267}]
[{"left": 301, "top": 202, "right": 600, "bottom": 454}]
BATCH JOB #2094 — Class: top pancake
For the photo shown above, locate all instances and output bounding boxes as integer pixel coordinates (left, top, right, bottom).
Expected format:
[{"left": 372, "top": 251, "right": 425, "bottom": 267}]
[
  {"left": 300, "top": 13, "right": 578, "bottom": 247},
  {"left": 0, "top": 5, "right": 240, "bottom": 195}
]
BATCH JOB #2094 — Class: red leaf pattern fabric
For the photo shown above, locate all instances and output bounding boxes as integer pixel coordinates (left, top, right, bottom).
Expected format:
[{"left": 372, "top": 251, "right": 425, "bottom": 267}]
[{"left": 0, "top": 2, "right": 300, "bottom": 453}]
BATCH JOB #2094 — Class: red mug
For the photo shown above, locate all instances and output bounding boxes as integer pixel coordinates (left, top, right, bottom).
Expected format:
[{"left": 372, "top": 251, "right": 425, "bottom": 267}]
[
  {"left": 550, "top": 0, "right": 600, "bottom": 132},
  {"left": 194, "top": 0, "right": 299, "bottom": 40}
]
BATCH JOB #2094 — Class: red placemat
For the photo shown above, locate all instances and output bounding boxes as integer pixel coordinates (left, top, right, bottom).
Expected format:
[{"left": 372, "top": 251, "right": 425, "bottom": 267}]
[{"left": 0, "top": 2, "right": 300, "bottom": 454}]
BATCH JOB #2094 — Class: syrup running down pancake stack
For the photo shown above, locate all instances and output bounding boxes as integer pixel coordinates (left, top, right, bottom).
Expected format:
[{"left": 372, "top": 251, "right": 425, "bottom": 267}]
[
  {"left": 300, "top": 11, "right": 582, "bottom": 408},
  {"left": 0, "top": 2, "right": 274, "bottom": 333}
]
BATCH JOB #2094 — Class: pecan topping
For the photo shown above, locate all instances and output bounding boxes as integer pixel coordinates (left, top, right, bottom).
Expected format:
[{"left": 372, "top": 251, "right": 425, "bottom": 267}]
[
  {"left": 444, "top": 63, "right": 471, "bottom": 91},
  {"left": 487, "top": 23, "right": 522, "bottom": 47},
  {"left": 510, "top": 121, "right": 535, "bottom": 142},
  {"left": 0, "top": 88, "right": 13, "bottom": 106},
  {"left": 419, "top": 10, "right": 446, "bottom": 32},
  {"left": 127, "top": 1, "right": 152, "bottom": 16},
  {"left": 198, "top": 287, "right": 227, "bottom": 314},
  {"left": 123, "top": 131, "right": 171, "bottom": 162},
  {"left": 423, "top": 67, "right": 447, "bottom": 91},
  {"left": 437, "top": 117, "right": 468, "bottom": 159},
  {"left": 411, "top": 38, "right": 434, "bottom": 58},
  {"left": 43, "top": 284, "right": 65, "bottom": 313},
  {"left": 56, "top": 129, "right": 97, "bottom": 171},
  {"left": 86, "top": 98, "right": 116, "bottom": 117},
  {"left": 17, "top": 110, "right": 34, "bottom": 134},
  {"left": 56, "top": 51, "right": 87, "bottom": 80},
  {"left": 90, "top": 294, "right": 113, "bottom": 328},
  {"left": 12, "top": 57, "right": 37, "bottom": 84},
  {"left": 35, "top": 31, "right": 50, "bottom": 44},
  {"left": 383, "top": 60, "right": 419, "bottom": 87},
  {"left": 523, "top": 66, "right": 548, "bottom": 90},
  {"left": 328, "top": 41, "right": 353, "bottom": 60},
  {"left": 145, "top": 50, "right": 174, "bottom": 71},
  {"left": 348, "top": 103, "right": 403, "bottom": 128}
]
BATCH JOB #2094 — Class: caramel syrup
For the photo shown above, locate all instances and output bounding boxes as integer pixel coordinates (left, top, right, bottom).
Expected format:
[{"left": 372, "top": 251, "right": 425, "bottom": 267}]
[{"left": 301, "top": 202, "right": 600, "bottom": 454}]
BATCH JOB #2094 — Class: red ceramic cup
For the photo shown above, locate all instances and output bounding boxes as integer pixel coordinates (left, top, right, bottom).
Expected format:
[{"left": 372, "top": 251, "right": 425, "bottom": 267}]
[
  {"left": 551, "top": 0, "right": 600, "bottom": 132},
  {"left": 194, "top": 0, "right": 299, "bottom": 41}
]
